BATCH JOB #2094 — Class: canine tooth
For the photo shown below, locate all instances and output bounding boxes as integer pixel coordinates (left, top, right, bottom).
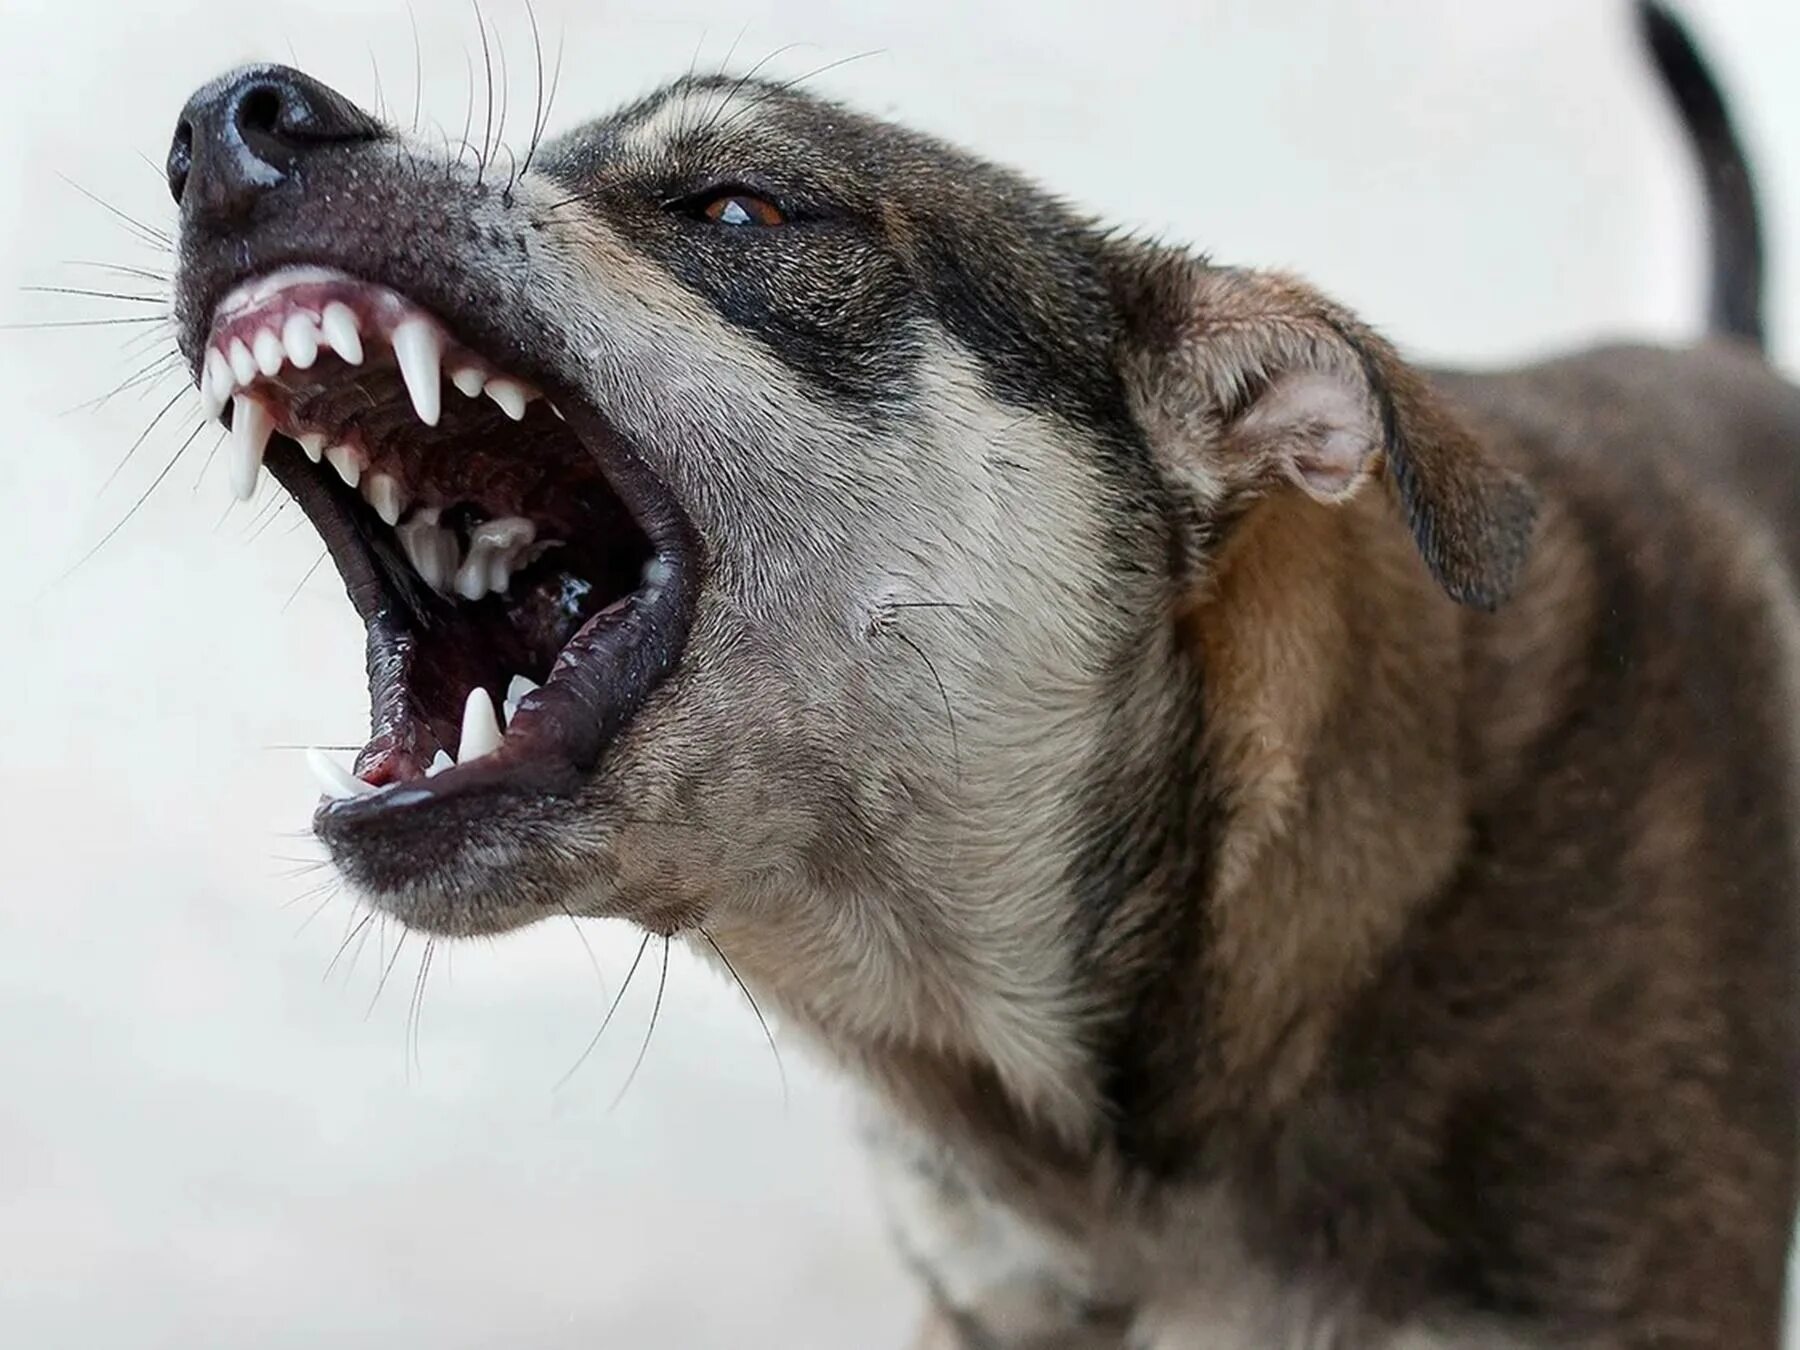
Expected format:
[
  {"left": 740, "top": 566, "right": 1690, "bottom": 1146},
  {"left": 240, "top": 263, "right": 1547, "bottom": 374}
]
[
  {"left": 487, "top": 556, "right": 515, "bottom": 595},
  {"left": 365, "top": 473, "right": 405, "bottom": 527},
  {"left": 485, "top": 377, "right": 530, "bottom": 421},
  {"left": 549, "top": 403, "right": 565, "bottom": 421},
  {"left": 227, "top": 338, "right": 257, "bottom": 387},
  {"left": 457, "top": 687, "right": 504, "bottom": 763},
  {"left": 253, "top": 327, "right": 285, "bottom": 377},
  {"left": 305, "top": 747, "right": 375, "bottom": 800},
  {"left": 296, "top": 431, "right": 326, "bottom": 463},
  {"left": 451, "top": 365, "right": 486, "bottom": 398},
  {"left": 320, "top": 303, "right": 364, "bottom": 364},
  {"left": 325, "top": 444, "right": 362, "bottom": 489},
  {"left": 426, "top": 749, "right": 454, "bottom": 777},
  {"left": 228, "top": 396, "right": 274, "bottom": 501},
  {"left": 392, "top": 318, "right": 444, "bottom": 427},
  {"left": 282, "top": 311, "right": 320, "bottom": 370}
]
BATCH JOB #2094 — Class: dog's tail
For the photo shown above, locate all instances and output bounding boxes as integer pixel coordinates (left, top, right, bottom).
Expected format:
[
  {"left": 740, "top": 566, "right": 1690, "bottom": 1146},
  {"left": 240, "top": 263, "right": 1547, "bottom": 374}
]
[{"left": 1637, "top": 0, "right": 1765, "bottom": 351}]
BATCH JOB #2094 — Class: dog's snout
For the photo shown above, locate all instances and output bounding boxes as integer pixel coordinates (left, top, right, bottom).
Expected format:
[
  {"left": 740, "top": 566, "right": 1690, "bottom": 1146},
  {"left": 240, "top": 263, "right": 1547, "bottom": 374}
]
[{"left": 169, "top": 64, "right": 380, "bottom": 217}]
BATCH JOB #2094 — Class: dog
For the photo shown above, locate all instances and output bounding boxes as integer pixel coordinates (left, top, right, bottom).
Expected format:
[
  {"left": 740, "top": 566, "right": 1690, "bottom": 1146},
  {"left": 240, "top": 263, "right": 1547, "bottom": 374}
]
[{"left": 162, "top": 3, "right": 1797, "bottom": 1345}]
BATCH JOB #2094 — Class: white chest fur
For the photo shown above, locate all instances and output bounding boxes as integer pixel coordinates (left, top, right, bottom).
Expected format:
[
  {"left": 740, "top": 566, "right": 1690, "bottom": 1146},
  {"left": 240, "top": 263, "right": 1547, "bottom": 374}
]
[{"left": 871, "top": 1129, "right": 1538, "bottom": 1350}]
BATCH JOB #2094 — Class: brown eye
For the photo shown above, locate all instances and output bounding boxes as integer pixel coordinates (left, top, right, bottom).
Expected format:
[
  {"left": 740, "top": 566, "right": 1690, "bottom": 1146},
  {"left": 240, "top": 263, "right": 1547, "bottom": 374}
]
[{"left": 699, "top": 192, "right": 786, "bottom": 227}]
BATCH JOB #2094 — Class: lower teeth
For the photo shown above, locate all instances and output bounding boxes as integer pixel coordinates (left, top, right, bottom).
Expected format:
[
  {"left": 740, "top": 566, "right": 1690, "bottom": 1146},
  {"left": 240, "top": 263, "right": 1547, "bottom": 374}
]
[{"left": 306, "top": 677, "right": 541, "bottom": 800}]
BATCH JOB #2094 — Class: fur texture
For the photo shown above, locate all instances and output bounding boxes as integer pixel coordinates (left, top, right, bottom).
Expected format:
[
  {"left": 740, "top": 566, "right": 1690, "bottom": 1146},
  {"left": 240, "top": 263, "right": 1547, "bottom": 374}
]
[{"left": 165, "top": 6, "right": 1798, "bottom": 1345}]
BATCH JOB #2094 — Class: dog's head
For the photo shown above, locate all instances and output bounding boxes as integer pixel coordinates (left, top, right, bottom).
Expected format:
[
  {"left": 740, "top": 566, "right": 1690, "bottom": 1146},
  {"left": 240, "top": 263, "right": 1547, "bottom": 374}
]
[{"left": 169, "top": 65, "right": 1534, "bottom": 1105}]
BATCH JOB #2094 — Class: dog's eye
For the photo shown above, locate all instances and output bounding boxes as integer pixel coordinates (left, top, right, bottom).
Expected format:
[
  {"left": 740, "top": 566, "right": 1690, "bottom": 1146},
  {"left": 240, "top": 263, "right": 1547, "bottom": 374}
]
[{"left": 695, "top": 190, "right": 786, "bottom": 228}]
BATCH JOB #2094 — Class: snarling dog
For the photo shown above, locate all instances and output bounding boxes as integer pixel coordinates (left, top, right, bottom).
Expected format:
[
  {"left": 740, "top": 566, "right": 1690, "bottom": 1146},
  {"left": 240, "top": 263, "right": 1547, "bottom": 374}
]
[{"left": 162, "top": 3, "right": 1798, "bottom": 1345}]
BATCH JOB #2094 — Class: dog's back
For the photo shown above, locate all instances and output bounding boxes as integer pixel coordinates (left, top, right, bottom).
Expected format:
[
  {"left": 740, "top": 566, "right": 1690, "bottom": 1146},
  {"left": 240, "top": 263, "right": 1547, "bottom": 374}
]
[
  {"left": 1179, "top": 10, "right": 1800, "bottom": 1340},
  {"left": 1292, "top": 12, "right": 1800, "bottom": 1329}
]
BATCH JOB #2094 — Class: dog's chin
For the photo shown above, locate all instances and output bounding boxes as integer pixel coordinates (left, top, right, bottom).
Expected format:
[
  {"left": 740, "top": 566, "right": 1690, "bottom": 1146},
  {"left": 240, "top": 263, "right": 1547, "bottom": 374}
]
[
  {"left": 335, "top": 864, "right": 576, "bottom": 938},
  {"left": 179, "top": 264, "right": 701, "bottom": 899}
]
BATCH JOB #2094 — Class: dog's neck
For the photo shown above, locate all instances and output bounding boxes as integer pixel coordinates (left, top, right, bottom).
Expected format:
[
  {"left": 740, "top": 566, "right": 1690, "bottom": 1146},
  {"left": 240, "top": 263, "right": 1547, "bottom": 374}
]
[{"left": 716, "top": 481, "right": 1491, "bottom": 1185}]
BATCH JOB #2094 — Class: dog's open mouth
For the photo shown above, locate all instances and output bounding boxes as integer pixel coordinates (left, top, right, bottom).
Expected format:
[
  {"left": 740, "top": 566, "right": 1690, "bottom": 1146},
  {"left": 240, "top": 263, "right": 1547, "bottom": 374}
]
[{"left": 201, "top": 265, "right": 695, "bottom": 829}]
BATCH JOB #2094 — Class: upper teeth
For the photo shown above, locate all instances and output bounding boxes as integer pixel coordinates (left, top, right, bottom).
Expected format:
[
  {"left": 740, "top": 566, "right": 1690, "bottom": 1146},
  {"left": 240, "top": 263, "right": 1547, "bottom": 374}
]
[
  {"left": 319, "top": 302, "right": 364, "bottom": 365},
  {"left": 196, "top": 280, "right": 543, "bottom": 507},
  {"left": 227, "top": 338, "right": 256, "bottom": 387},
  {"left": 364, "top": 473, "right": 406, "bottom": 527},
  {"left": 392, "top": 317, "right": 444, "bottom": 427},
  {"left": 282, "top": 311, "right": 320, "bottom": 370},
  {"left": 229, "top": 396, "right": 275, "bottom": 502}
]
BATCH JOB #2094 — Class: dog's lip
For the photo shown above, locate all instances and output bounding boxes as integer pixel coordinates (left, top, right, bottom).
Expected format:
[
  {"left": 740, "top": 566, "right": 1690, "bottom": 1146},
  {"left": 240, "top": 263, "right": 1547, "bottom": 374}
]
[{"left": 180, "top": 256, "right": 704, "bottom": 837}]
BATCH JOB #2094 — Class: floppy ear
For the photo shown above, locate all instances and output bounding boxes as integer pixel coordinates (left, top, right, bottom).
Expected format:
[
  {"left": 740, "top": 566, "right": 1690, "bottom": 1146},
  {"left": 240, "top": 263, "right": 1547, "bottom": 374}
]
[{"left": 1106, "top": 248, "right": 1537, "bottom": 610}]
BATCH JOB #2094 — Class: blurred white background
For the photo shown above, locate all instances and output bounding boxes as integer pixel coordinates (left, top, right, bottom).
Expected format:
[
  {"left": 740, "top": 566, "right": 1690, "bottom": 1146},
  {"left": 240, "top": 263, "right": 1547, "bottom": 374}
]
[{"left": 0, "top": 1, "right": 1795, "bottom": 1346}]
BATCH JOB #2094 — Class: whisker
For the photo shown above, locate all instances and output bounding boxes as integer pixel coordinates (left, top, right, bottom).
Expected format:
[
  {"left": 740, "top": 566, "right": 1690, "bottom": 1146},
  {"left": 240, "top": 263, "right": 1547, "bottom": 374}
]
[
  {"left": 49, "top": 417, "right": 209, "bottom": 590},
  {"left": 492, "top": 20, "right": 511, "bottom": 177},
  {"left": 192, "top": 427, "right": 228, "bottom": 493},
  {"left": 57, "top": 174, "right": 172, "bottom": 248},
  {"left": 698, "top": 926, "right": 788, "bottom": 1110},
  {"left": 540, "top": 17, "right": 566, "bottom": 156},
  {"left": 714, "top": 23, "right": 752, "bottom": 81},
  {"left": 890, "top": 627, "right": 962, "bottom": 784},
  {"left": 69, "top": 350, "right": 183, "bottom": 415},
  {"left": 275, "top": 860, "right": 333, "bottom": 880},
  {"left": 19, "top": 286, "right": 167, "bottom": 305},
  {"left": 283, "top": 547, "right": 333, "bottom": 611},
  {"left": 120, "top": 325, "right": 178, "bottom": 359},
  {"left": 714, "top": 51, "right": 887, "bottom": 135},
  {"left": 473, "top": 0, "right": 496, "bottom": 180},
  {"left": 63, "top": 260, "right": 170, "bottom": 283},
  {"left": 294, "top": 884, "right": 342, "bottom": 934},
  {"left": 343, "top": 913, "right": 379, "bottom": 986},
  {"left": 246, "top": 496, "right": 294, "bottom": 545},
  {"left": 555, "top": 898, "right": 608, "bottom": 1000},
  {"left": 609, "top": 935, "right": 671, "bottom": 1112},
  {"left": 325, "top": 912, "right": 376, "bottom": 981},
  {"left": 0, "top": 316, "right": 168, "bottom": 330},
  {"left": 408, "top": 3, "right": 424, "bottom": 134},
  {"left": 367, "top": 929, "right": 410, "bottom": 1017},
  {"left": 518, "top": 0, "right": 549, "bottom": 178},
  {"left": 698, "top": 42, "right": 806, "bottom": 139},
  {"left": 280, "top": 878, "right": 339, "bottom": 912},
  {"left": 368, "top": 46, "right": 387, "bottom": 124},
  {"left": 101, "top": 383, "right": 191, "bottom": 491},
  {"left": 407, "top": 938, "right": 436, "bottom": 1078},
  {"left": 555, "top": 930, "right": 650, "bottom": 1091}
]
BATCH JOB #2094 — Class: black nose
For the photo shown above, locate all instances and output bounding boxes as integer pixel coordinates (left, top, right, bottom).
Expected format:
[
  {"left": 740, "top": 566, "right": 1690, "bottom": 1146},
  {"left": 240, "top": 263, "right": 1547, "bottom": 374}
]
[{"left": 168, "top": 65, "right": 380, "bottom": 217}]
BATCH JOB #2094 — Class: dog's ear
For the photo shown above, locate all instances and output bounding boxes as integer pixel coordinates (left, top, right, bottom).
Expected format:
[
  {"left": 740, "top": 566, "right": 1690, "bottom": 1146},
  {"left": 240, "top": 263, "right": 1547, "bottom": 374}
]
[{"left": 1104, "top": 246, "right": 1537, "bottom": 609}]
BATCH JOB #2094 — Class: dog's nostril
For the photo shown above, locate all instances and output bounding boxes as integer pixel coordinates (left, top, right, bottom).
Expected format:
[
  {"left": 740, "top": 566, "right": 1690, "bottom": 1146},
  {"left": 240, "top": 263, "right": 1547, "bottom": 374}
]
[
  {"left": 166, "top": 120, "right": 194, "bottom": 204},
  {"left": 237, "top": 85, "right": 284, "bottom": 136},
  {"left": 172, "top": 65, "right": 382, "bottom": 218}
]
